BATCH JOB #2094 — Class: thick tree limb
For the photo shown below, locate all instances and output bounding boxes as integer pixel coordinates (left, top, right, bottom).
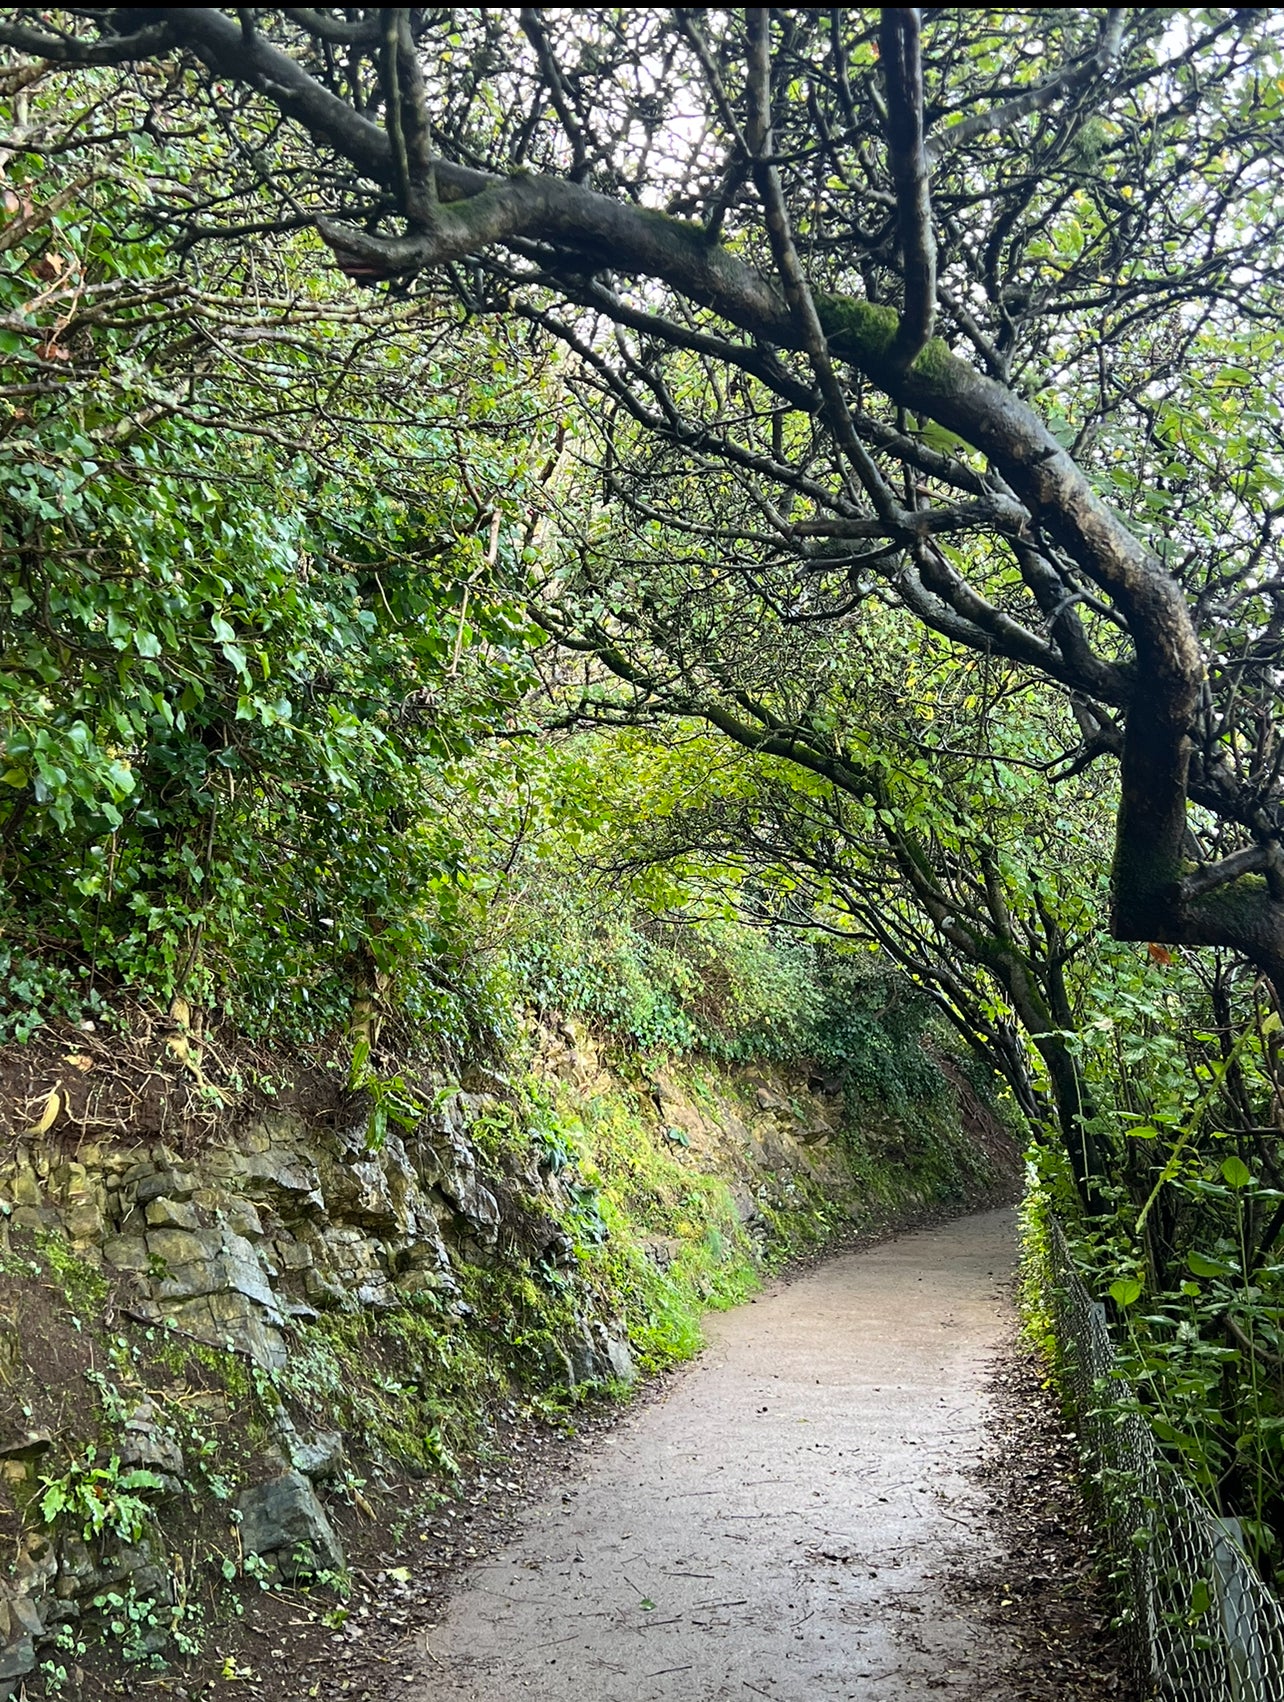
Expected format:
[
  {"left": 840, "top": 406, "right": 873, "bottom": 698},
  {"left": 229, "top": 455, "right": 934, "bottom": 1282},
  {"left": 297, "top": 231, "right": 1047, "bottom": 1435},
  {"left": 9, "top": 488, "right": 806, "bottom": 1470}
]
[
  {"left": 879, "top": 9, "right": 936, "bottom": 368},
  {"left": 0, "top": 15, "right": 176, "bottom": 63},
  {"left": 279, "top": 10, "right": 383, "bottom": 48},
  {"left": 1182, "top": 845, "right": 1271, "bottom": 901}
]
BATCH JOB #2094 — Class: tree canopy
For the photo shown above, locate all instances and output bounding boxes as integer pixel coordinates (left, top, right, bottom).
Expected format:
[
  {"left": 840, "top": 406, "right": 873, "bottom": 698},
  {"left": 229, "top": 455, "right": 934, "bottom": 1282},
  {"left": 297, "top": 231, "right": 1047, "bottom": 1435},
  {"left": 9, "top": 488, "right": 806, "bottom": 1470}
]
[
  {"left": 12, "top": 1, "right": 1284, "bottom": 1576},
  {"left": 5, "top": 6, "right": 1282, "bottom": 977}
]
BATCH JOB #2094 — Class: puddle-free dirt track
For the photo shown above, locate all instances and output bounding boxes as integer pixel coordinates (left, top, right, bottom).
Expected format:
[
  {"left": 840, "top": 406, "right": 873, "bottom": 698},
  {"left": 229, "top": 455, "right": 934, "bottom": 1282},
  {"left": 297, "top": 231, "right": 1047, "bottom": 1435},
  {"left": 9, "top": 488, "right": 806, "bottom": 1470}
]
[{"left": 403, "top": 1206, "right": 1021, "bottom": 1701}]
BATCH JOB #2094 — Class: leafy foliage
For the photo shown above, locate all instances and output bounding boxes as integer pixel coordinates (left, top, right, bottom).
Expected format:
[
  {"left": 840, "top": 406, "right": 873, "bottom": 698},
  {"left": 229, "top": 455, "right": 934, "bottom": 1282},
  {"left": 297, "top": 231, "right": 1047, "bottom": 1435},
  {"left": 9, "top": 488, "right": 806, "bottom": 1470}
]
[
  {"left": 12, "top": 0, "right": 1284, "bottom": 1602},
  {"left": 0, "top": 121, "right": 544, "bottom": 1048},
  {"left": 38, "top": 1447, "right": 163, "bottom": 1545}
]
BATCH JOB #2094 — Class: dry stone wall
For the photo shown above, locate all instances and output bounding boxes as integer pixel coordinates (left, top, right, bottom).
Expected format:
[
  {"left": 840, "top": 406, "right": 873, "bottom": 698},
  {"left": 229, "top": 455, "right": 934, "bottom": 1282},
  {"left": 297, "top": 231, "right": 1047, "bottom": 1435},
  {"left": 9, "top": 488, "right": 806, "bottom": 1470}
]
[{"left": 2, "top": 1091, "right": 512, "bottom": 1372}]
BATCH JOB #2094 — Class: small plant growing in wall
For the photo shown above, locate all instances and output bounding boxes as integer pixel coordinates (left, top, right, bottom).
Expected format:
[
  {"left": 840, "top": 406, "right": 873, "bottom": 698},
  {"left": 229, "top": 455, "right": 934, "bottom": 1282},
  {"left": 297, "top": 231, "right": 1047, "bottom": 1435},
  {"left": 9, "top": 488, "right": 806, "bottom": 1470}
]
[{"left": 38, "top": 1445, "right": 165, "bottom": 1544}]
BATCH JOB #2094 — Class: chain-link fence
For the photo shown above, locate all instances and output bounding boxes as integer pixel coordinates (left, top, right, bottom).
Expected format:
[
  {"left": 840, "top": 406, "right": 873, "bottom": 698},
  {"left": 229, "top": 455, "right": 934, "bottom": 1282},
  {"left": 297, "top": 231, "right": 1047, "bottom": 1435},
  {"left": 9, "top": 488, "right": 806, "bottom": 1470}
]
[{"left": 1047, "top": 1219, "right": 1284, "bottom": 1700}]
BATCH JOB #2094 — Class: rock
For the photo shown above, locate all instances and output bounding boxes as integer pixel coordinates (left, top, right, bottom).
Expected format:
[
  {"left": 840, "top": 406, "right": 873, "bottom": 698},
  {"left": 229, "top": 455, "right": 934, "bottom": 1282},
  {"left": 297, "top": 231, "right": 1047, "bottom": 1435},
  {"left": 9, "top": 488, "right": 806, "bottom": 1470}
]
[
  {"left": 165, "top": 1291, "right": 287, "bottom": 1370},
  {"left": 305, "top": 1224, "right": 397, "bottom": 1309},
  {"left": 145, "top": 1224, "right": 283, "bottom": 1316},
  {"left": 102, "top": 1236, "right": 149, "bottom": 1272},
  {"left": 8, "top": 1207, "right": 52, "bottom": 1232},
  {"left": 559, "top": 1319, "right": 636, "bottom": 1389},
  {"left": 433, "top": 1136, "right": 499, "bottom": 1240},
  {"left": 729, "top": 1186, "right": 764, "bottom": 1229},
  {"left": 393, "top": 1266, "right": 455, "bottom": 1298},
  {"left": 145, "top": 1226, "right": 214, "bottom": 1271},
  {"left": 644, "top": 1238, "right": 676, "bottom": 1271},
  {"left": 390, "top": 1231, "right": 458, "bottom": 1297},
  {"left": 119, "top": 1402, "right": 185, "bottom": 1486},
  {"left": 316, "top": 1135, "right": 407, "bottom": 1233},
  {"left": 53, "top": 1536, "right": 100, "bottom": 1601},
  {"left": 0, "top": 1589, "right": 39, "bottom": 1685},
  {"left": 649, "top": 1073, "right": 683, "bottom": 1106},
  {"left": 237, "top": 1471, "right": 344, "bottom": 1580},
  {"left": 144, "top": 1196, "right": 199, "bottom": 1230},
  {"left": 8, "top": 1169, "right": 42, "bottom": 1209},
  {"left": 12, "top": 1532, "right": 56, "bottom": 1607},
  {"left": 134, "top": 1168, "right": 196, "bottom": 1206},
  {"left": 558, "top": 1329, "right": 601, "bottom": 1388},
  {"left": 0, "top": 1431, "right": 51, "bottom": 1462},
  {"left": 603, "top": 1333, "right": 636, "bottom": 1384},
  {"left": 54, "top": 1531, "right": 169, "bottom": 1606},
  {"left": 0, "top": 1592, "right": 43, "bottom": 1674},
  {"left": 0, "top": 1325, "right": 17, "bottom": 1387},
  {"left": 226, "top": 1132, "right": 326, "bottom": 1217},
  {"left": 353, "top": 1274, "right": 395, "bottom": 1308},
  {"left": 220, "top": 1231, "right": 280, "bottom": 1306},
  {"left": 223, "top": 1200, "right": 264, "bottom": 1239},
  {"left": 302, "top": 1267, "right": 347, "bottom": 1309},
  {"left": 62, "top": 1195, "right": 105, "bottom": 1242},
  {"left": 754, "top": 1086, "right": 788, "bottom": 1111},
  {"left": 290, "top": 1431, "right": 345, "bottom": 1483},
  {"left": 807, "top": 1070, "right": 845, "bottom": 1095}
]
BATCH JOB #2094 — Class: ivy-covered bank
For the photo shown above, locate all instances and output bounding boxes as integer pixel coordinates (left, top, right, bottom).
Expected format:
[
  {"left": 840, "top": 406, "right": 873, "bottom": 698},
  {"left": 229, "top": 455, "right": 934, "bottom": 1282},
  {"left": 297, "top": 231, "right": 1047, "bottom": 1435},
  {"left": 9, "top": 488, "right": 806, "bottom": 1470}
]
[{"left": 0, "top": 1014, "right": 1013, "bottom": 1698}]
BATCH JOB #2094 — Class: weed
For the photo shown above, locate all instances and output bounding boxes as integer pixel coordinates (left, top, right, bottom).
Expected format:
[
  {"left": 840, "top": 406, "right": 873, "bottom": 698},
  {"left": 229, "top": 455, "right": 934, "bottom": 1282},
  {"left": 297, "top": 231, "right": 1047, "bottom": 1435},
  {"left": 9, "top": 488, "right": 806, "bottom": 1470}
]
[
  {"left": 33, "top": 1230, "right": 109, "bottom": 1310},
  {"left": 39, "top": 1447, "right": 164, "bottom": 1544},
  {"left": 89, "top": 1584, "right": 196, "bottom": 1669}
]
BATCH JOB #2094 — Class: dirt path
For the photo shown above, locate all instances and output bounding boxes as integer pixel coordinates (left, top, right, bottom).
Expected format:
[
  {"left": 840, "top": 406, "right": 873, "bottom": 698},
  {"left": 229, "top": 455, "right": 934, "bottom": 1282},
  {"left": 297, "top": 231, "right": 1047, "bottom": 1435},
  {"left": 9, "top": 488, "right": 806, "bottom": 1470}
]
[{"left": 400, "top": 1207, "right": 1021, "bottom": 1701}]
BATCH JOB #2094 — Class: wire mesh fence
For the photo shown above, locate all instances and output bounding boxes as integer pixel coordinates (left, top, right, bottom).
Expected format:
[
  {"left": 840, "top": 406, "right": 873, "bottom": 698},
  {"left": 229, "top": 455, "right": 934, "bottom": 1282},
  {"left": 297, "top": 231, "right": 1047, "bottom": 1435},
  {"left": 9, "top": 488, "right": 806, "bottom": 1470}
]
[{"left": 1047, "top": 1218, "right": 1284, "bottom": 1700}]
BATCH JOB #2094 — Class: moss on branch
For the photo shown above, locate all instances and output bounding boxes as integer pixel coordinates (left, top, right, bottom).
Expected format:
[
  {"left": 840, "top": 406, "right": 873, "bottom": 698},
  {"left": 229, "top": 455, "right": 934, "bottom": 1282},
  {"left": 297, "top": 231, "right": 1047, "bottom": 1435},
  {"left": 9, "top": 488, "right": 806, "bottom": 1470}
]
[{"left": 814, "top": 292, "right": 963, "bottom": 393}]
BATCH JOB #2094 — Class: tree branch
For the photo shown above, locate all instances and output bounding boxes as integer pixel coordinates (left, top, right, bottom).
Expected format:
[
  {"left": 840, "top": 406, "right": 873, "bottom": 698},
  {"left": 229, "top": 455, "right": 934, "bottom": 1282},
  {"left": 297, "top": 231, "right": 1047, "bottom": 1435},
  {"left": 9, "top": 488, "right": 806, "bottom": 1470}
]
[
  {"left": 923, "top": 11, "right": 1127, "bottom": 166},
  {"left": 879, "top": 9, "right": 936, "bottom": 368},
  {"left": 0, "top": 15, "right": 176, "bottom": 64},
  {"left": 1182, "top": 844, "right": 1271, "bottom": 902}
]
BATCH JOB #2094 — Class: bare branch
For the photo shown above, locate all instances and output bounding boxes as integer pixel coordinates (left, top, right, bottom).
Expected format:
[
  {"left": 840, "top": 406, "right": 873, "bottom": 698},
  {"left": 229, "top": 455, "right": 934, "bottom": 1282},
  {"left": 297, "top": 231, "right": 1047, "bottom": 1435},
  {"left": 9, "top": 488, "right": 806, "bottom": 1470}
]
[{"left": 879, "top": 9, "right": 936, "bottom": 367}]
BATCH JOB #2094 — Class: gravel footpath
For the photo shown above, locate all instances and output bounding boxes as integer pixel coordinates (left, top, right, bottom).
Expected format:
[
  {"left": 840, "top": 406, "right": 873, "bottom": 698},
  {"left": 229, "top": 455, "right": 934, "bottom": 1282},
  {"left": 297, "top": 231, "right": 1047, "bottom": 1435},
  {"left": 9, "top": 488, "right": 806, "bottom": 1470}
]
[{"left": 365, "top": 1206, "right": 1131, "bottom": 1702}]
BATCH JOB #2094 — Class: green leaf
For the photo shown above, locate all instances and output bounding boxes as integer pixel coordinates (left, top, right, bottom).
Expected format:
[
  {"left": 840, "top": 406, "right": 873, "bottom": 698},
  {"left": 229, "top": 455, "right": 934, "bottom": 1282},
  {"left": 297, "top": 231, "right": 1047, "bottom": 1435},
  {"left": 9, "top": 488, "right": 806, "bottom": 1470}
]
[
  {"left": 1186, "top": 1251, "right": 1231, "bottom": 1278},
  {"left": 1109, "top": 1277, "right": 1143, "bottom": 1308},
  {"left": 1221, "top": 1157, "right": 1252, "bottom": 1189}
]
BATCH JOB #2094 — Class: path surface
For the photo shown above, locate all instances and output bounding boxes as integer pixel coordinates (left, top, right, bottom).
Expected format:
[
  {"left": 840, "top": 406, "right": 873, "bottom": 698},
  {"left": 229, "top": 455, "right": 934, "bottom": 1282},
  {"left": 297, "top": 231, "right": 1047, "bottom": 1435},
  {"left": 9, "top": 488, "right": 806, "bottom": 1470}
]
[{"left": 406, "top": 1207, "right": 1018, "bottom": 1701}]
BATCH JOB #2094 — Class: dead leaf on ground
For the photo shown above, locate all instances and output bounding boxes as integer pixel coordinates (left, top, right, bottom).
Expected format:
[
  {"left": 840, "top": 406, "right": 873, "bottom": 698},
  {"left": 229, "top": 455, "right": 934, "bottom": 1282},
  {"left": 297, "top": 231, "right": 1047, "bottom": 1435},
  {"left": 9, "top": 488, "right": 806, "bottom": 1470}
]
[{"left": 24, "top": 1086, "right": 61, "bottom": 1136}]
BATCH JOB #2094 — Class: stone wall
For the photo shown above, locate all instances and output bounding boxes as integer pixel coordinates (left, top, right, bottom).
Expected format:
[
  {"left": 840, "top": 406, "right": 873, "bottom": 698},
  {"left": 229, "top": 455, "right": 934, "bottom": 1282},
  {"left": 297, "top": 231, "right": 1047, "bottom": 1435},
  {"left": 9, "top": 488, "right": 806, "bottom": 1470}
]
[
  {"left": 3, "top": 1090, "right": 521, "bottom": 1368},
  {"left": 0, "top": 1028, "right": 1009, "bottom": 1694}
]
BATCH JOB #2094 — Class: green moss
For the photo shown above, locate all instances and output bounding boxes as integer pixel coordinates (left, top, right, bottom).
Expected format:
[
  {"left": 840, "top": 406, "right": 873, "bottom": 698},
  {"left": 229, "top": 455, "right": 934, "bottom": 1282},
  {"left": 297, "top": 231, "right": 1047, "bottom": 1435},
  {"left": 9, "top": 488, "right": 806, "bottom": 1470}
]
[
  {"left": 813, "top": 295, "right": 964, "bottom": 392},
  {"left": 908, "top": 336, "right": 961, "bottom": 384},
  {"left": 635, "top": 205, "right": 716, "bottom": 251},
  {"left": 274, "top": 1303, "right": 506, "bottom": 1476},
  {"left": 153, "top": 1335, "right": 252, "bottom": 1402},
  {"left": 32, "top": 1230, "right": 109, "bottom": 1311},
  {"left": 530, "top": 1085, "right": 764, "bottom": 1370},
  {"left": 815, "top": 293, "right": 900, "bottom": 360}
]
